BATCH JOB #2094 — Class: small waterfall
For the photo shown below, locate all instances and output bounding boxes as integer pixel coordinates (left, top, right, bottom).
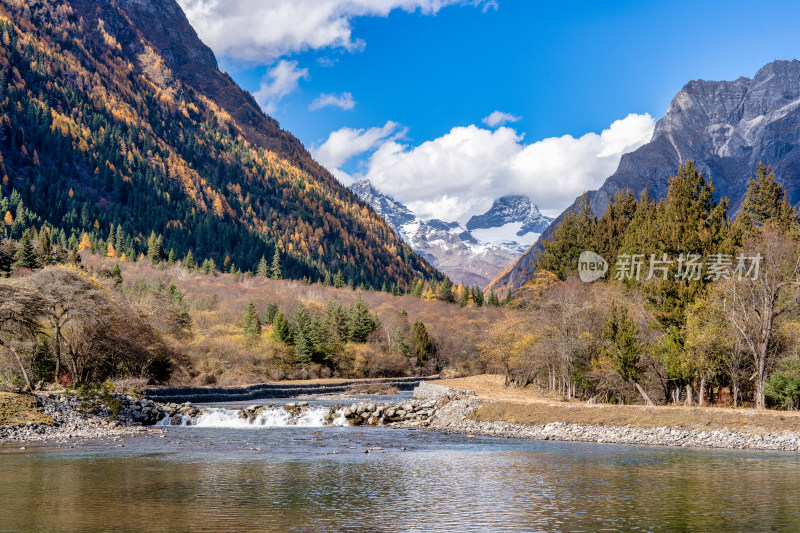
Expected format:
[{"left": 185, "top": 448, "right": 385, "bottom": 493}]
[{"left": 157, "top": 405, "right": 346, "bottom": 428}]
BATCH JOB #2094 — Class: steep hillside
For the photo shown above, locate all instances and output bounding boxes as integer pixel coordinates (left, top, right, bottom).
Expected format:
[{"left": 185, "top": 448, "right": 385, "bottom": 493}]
[
  {"left": 489, "top": 60, "right": 800, "bottom": 293},
  {"left": 0, "top": 0, "right": 440, "bottom": 289}
]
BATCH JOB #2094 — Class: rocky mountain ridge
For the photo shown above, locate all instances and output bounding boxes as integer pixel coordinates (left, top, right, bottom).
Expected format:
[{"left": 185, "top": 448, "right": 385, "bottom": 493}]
[
  {"left": 350, "top": 180, "right": 552, "bottom": 286},
  {"left": 488, "top": 59, "right": 800, "bottom": 294}
]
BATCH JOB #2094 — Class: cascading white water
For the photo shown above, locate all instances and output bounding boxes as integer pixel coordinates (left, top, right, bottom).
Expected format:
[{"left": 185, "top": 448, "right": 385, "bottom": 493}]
[{"left": 157, "top": 405, "right": 347, "bottom": 428}]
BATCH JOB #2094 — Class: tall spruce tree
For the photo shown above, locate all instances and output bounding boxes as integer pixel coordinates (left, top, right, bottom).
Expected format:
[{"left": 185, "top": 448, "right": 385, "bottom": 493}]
[
  {"left": 271, "top": 248, "right": 282, "bottom": 280},
  {"left": 536, "top": 193, "right": 596, "bottom": 279},
  {"left": 413, "top": 320, "right": 434, "bottom": 367},
  {"left": 256, "top": 255, "right": 269, "bottom": 277},
  {"left": 242, "top": 301, "right": 262, "bottom": 338},
  {"left": 13, "top": 229, "right": 37, "bottom": 269}
]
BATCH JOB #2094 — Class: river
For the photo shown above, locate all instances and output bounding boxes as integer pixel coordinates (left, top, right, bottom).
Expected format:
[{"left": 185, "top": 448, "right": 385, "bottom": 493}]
[{"left": 2, "top": 399, "right": 800, "bottom": 532}]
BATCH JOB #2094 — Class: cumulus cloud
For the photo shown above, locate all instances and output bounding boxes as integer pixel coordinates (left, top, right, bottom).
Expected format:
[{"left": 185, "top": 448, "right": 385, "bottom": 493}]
[
  {"left": 253, "top": 60, "right": 309, "bottom": 113},
  {"left": 312, "top": 121, "right": 403, "bottom": 172},
  {"left": 177, "top": 0, "right": 496, "bottom": 62},
  {"left": 482, "top": 111, "right": 521, "bottom": 128},
  {"left": 319, "top": 114, "right": 656, "bottom": 221},
  {"left": 309, "top": 92, "right": 356, "bottom": 111}
]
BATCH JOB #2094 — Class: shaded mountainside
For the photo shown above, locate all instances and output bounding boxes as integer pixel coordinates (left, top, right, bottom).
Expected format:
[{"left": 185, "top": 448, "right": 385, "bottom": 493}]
[
  {"left": 489, "top": 59, "right": 800, "bottom": 294},
  {"left": 350, "top": 180, "right": 549, "bottom": 286},
  {"left": 0, "top": 0, "right": 440, "bottom": 288}
]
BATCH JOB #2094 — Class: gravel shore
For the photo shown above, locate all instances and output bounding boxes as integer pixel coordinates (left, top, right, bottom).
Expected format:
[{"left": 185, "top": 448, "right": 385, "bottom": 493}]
[
  {"left": 427, "top": 398, "right": 800, "bottom": 452},
  {"left": 0, "top": 393, "right": 164, "bottom": 444}
]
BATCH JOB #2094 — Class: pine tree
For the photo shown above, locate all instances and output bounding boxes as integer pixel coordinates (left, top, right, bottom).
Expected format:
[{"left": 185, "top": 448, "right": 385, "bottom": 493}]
[
  {"left": 323, "top": 271, "right": 332, "bottom": 286},
  {"left": 183, "top": 249, "right": 197, "bottom": 269},
  {"left": 110, "top": 261, "right": 122, "bottom": 280},
  {"left": 263, "top": 302, "right": 279, "bottom": 325},
  {"left": 413, "top": 320, "right": 434, "bottom": 367},
  {"left": 13, "top": 229, "right": 37, "bottom": 269},
  {"left": 323, "top": 300, "right": 348, "bottom": 342},
  {"left": 37, "top": 227, "right": 52, "bottom": 266},
  {"left": 536, "top": 193, "right": 597, "bottom": 279},
  {"left": 473, "top": 285, "right": 485, "bottom": 307},
  {"left": 271, "top": 248, "right": 282, "bottom": 280},
  {"left": 487, "top": 290, "right": 500, "bottom": 307},
  {"left": 439, "top": 278, "right": 455, "bottom": 303},
  {"left": 347, "top": 297, "right": 379, "bottom": 342},
  {"left": 293, "top": 327, "right": 313, "bottom": 367},
  {"left": 147, "top": 232, "right": 164, "bottom": 264},
  {"left": 736, "top": 162, "right": 798, "bottom": 233},
  {"left": 333, "top": 271, "right": 345, "bottom": 288},
  {"left": 602, "top": 301, "right": 653, "bottom": 405},
  {"left": 272, "top": 311, "right": 291, "bottom": 343},
  {"left": 167, "top": 248, "right": 176, "bottom": 265},
  {"left": 242, "top": 301, "right": 262, "bottom": 338},
  {"left": 256, "top": 255, "right": 269, "bottom": 277},
  {"left": 503, "top": 291, "right": 514, "bottom": 306},
  {"left": 411, "top": 279, "right": 424, "bottom": 298}
]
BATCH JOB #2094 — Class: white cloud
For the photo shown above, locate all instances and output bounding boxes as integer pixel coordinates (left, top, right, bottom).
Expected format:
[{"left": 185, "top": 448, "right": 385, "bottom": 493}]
[
  {"left": 312, "top": 121, "right": 403, "bottom": 173},
  {"left": 177, "top": 0, "right": 496, "bottom": 62},
  {"left": 309, "top": 92, "right": 356, "bottom": 111},
  {"left": 321, "top": 113, "right": 655, "bottom": 221},
  {"left": 253, "top": 60, "right": 309, "bottom": 113},
  {"left": 482, "top": 110, "right": 521, "bottom": 128}
]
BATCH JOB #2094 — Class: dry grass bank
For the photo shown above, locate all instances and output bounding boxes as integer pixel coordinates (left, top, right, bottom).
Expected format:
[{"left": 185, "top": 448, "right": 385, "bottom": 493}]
[
  {"left": 0, "top": 392, "right": 54, "bottom": 428},
  {"left": 438, "top": 375, "right": 800, "bottom": 434}
]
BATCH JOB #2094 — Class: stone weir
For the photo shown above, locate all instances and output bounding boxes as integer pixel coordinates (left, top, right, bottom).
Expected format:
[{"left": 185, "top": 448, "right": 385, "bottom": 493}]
[{"left": 145, "top": 377, "right": 440, "bottom": 404}]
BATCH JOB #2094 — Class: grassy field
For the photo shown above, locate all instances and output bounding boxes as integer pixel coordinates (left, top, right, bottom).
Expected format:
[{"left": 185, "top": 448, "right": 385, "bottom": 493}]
[
  {"left": 0, "top": 392, "right": 54, "bottom": 428},
  {"left": 438, "top": 375, "right": 800, "bottom": 434}
]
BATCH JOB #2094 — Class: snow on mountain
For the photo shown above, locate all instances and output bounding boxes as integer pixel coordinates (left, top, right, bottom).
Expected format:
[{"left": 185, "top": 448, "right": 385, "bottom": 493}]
[
  {"left": 350, "top": 181, "right": 552, "bottom": 286},
  {"left": 349, "top": 180, "right": 415, "bottom": 232}
]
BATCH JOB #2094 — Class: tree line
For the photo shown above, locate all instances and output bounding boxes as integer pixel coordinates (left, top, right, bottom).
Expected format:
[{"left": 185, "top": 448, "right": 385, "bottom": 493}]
[{"left": 490, "top": 162, "right": 800, "bottom": 409}]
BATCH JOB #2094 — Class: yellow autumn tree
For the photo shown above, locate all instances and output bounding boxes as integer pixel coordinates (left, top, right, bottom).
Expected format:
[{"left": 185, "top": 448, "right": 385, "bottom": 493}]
[
  {"left": 3, "top": 211, "right": 12, "bottom": 227},
  {"left": 106, "top": 240, "right": 117, "bottom": 258},
  {"left": 78, "top": 232, "right": 92, "bottom": 252},
  {"left": 119, "top": 252, "right": 129, "bottom": 262},
  {"left": 478, "top": 315, "right": 540, "bottom": 386}
]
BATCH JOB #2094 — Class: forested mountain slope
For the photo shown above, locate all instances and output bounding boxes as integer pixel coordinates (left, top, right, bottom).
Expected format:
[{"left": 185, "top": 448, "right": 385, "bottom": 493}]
[{"left": 0, "top": 0, "right": 440, "bottom": 289}]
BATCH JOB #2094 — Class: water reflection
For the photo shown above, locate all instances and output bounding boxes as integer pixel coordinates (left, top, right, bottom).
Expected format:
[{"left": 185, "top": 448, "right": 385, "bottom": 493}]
[{"left": 1, "top": 428, "right": 800, "bottom": 532}]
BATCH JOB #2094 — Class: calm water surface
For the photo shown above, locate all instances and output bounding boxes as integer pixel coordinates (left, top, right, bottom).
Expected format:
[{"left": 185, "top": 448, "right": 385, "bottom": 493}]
[{"left": 2, "top": 402, "right": 800, "bottom": 532}]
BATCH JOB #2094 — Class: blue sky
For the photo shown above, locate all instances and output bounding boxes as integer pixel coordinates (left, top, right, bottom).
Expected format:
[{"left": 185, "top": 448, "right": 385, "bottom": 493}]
[{"left": 178, "top": 0, "right": 800, "bottom": 221}]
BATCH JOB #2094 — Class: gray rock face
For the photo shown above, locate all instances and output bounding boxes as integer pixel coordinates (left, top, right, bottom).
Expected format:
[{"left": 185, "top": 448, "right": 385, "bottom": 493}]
[
  {"left": 489, "top": 60, "right": 800, "bottom": 293},
  {"left": 466, "top": 195, "right": 552, "bottom": 235},
  {"left": 349, "top": 180, "right": 416, "bottom": 232}
]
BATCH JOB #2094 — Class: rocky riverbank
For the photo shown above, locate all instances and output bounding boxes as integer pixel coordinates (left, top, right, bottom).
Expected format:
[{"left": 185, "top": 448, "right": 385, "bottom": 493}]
[
  {"left": 0, "top": 392, "right": 209, "bottom": 443},
  {"left": 0, "top": 392, "right": 169, "bottom": 443},
  {"left": 426, "top": 398, "right": 800, "bottom": 452}
]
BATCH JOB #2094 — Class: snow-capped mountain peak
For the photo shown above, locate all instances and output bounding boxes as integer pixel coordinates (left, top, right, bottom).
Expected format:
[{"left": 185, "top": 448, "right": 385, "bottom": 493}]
[
  {"left": 349, "top": 180, "right": 552, "bottom": 286},
  {"left": 466, "top": 195, "right": 552, "bottom": 235}
]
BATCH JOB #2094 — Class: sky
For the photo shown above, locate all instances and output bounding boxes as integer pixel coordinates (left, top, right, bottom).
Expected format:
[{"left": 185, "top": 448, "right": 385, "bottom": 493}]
[{"left": 177, "top": 0, "right": 800, "bottom": 222}]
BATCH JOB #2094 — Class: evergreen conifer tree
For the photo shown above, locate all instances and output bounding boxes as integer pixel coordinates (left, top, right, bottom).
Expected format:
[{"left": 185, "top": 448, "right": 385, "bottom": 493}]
[
  {"left": 413, "top": 320, "right": 434, "bottom": 367},
  {"left": 271, "top": 248, "right": 282, "bottom": 279},
  {"left": 183, "top": 249, "right": 197, "bottom": 269},
  {"left": 256, "top": 255, "right": 269, "bottom": 277},
  {"left": 13, "top": 229, "right": 37, "bottom": 269},
  {"left": 242, "top": 301, "right": 262, "bottom": 338}
]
